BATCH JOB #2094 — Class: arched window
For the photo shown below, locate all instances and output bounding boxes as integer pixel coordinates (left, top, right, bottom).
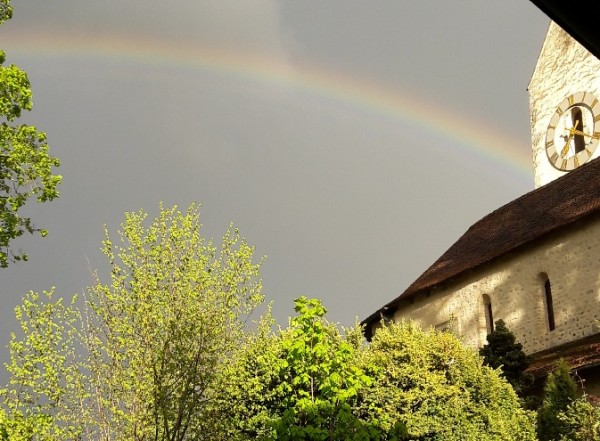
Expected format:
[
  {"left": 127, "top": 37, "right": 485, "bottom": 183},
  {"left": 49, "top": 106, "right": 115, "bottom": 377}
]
[
  {"left": 541, "top": 273, "right": 556, "bottom": 331},
  {"left": 483, "top": 294, "right": 494, "bottom": 334}
]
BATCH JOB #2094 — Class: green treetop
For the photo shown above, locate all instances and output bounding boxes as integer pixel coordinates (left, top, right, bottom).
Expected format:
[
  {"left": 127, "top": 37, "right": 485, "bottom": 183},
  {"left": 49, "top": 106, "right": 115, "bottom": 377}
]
[
  {"left": 217, "top": 302, "right": 538, "bottom": 441},
  {"left": 2, "top": 203, "right": 264, "bottom": 440},
  {"left": 216, "top": 296, "right": 373, "bottom": 440}
]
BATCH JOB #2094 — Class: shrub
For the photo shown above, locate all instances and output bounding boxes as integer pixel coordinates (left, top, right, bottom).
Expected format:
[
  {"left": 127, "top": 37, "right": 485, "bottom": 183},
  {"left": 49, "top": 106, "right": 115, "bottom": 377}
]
[
  {"left": 357, "top": 321, "right": 537, "bottom": 440},
  {"left": 537, "top": 359, "right": 579, "bottom": 441}
]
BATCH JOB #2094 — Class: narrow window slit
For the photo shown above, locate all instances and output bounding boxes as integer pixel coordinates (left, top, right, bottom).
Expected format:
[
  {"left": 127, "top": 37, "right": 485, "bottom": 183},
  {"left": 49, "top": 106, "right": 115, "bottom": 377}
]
[
  {"left": 483, "top": 294, "right": 494, "bottom": 334},
  {"left": 544, "top": 276, "right": 556, "bottom": 331}
]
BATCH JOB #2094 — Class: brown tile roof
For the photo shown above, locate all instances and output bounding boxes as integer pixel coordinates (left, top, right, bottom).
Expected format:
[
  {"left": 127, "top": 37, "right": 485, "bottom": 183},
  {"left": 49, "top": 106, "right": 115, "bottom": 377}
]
[
  {"left": 527, "top": 333, "right": 600, "bottom": 379},
  {"left": 363, "top": 158, "right": 600, "bottom": 328}
]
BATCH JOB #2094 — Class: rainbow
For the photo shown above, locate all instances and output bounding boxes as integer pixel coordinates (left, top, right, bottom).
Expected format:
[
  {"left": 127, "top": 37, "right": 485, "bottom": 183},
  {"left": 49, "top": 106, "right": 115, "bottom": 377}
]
[{"left": 1, "top": 29, "right": 533, "bottom": 183}]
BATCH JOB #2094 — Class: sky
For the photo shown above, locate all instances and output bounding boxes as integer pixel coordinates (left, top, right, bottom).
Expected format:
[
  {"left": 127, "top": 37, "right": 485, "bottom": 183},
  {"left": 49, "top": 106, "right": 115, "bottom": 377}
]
[{"left": 1, "top": 1, "right": 550, "bottom": 350}]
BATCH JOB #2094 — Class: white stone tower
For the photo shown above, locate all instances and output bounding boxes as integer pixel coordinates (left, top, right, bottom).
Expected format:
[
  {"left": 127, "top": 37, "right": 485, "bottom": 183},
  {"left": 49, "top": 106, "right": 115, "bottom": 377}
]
[{"left": 529, "top": 22, "right": 600, "bottom": 188}]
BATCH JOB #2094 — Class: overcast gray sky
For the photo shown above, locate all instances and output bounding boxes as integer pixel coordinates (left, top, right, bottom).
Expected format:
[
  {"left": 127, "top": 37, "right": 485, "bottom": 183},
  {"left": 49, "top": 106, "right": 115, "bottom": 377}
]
[{"left": 1, "top": 1, "right": 548, "bottom": 350}]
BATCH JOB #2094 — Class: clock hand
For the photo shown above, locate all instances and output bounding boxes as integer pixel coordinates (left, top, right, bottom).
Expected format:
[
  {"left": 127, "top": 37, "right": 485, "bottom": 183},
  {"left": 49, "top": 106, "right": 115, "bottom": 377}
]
[
  {"left": 560, "top": 120, "right": 581, "bottom": 158},
  {"left": 561, "top": 131, "right": 575, "bottom": 157},
  {"left": 570, "top": 128, "right": 597, "bottom": 138}
]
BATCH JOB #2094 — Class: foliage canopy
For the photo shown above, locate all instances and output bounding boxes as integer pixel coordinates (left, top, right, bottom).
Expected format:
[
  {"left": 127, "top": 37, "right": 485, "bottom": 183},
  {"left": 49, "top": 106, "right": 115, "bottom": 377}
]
[
  {"left": 2, "top": 203, "right": 264, "bottom": 440},
  {"left": 557, "top": 395, "right": 600, "bottom": 441},
  {"left": 359, "top": 321, "right": 537, "bottom": 441},
  {"left": 0, "top": 0, "right": 61, "bottom": 267},
  {"left": 218, "top": 304, "right": 537, "bottom": 441},
  {"left": 217, "top": 296, "right": 372, "bottom": 440}
]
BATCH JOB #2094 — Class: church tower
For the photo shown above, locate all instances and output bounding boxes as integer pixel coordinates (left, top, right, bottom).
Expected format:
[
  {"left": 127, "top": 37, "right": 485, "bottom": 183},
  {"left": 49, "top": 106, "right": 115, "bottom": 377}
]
[{"left": 529, "top": 22, "right": 600, "bottom": 188}]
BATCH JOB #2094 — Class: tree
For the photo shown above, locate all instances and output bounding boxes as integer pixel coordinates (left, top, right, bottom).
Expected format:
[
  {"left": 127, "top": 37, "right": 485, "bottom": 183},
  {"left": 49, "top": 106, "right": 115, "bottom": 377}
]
[
  {"left": 557, "top": 395, "right": 600, "bottom": 441},
  {"left": 479, "top": 319, "right": 533, "bottom": 398},
  {"left": 537, "top": 359, "right": 579, "bottom": 441},
  {"left": 2, "top": 203, "right": 264, "bottom": 440},
  {"left": 358, "top": 321, "right": 538, "bottom": 440},
  {"left": 0, "top": 0, "right": 61, "bottom": 267},
  {"left": 216, "top": 297, "right": 374, "bottom": 440},
  {"left": 2, "top": 289, "right": 83, "bottom": 440}
]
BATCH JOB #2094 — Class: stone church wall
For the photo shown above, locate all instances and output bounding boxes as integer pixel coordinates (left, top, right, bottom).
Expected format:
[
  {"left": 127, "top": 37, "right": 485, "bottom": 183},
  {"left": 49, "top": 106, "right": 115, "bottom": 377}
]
[{"left": 392, "top": 215, "right": 600, "bottom": 355}]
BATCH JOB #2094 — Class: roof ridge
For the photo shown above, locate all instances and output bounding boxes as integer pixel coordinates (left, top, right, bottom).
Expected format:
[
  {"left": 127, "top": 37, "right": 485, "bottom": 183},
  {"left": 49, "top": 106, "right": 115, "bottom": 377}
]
[{"left": 363, "top": 157, "right": 600, "bottom": 327}]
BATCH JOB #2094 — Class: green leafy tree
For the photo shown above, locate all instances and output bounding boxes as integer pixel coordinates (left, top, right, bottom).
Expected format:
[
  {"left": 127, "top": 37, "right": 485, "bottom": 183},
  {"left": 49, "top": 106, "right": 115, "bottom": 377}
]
[
  {"left": 479, "top": 319, "right": 533, "bottom": 397},
  {"left": 217, "top": 297, "right": 375, "bottom": 441},
  {"left": 357, "top": 321, "right": 537, "bottom": 440},
  {"left": 2, "top": 203, "right": 264, "bottom": 440},
  {"left": 82, "top": 203, "right": 264, "bottom": 440},
  {"left": 537, "top": 359, "right": 579, "bottom": 441},
  {"left": 2, "top": 290, "right": 83, "bottom": 440},
  {"left": 557, "top": 395, "right": 600, "bottom": 441},
  {"left": 0, "top": 0, "right": 61, "bottom": 267}
]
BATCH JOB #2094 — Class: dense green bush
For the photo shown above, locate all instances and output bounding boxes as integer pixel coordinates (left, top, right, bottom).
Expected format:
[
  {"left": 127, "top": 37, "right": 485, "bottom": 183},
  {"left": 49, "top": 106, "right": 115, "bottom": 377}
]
[
  {"left": 558, "top": 395, "right": 600, "bottom": 441},
  {"left": 358, "top": 321, "right": 537, "bottom": 440}
]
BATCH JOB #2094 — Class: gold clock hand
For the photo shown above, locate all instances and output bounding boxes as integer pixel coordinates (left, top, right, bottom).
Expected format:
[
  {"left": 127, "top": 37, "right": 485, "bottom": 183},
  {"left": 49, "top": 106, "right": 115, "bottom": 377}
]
[
  {"left": 570, "top": 128, "right": 597, "bottom": 138},
  {"left": 561, "top": 131, "right": 574, "bottom": 157},
  {"left": 560, "top": 120, "right": 581, "bottom": 157}
]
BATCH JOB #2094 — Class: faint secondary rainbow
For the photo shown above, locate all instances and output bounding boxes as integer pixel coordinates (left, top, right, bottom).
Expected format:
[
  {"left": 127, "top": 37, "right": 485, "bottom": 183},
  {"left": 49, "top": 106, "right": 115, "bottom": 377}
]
[{"left": 2, "top": 30, "right": 533, "bottom": 182}]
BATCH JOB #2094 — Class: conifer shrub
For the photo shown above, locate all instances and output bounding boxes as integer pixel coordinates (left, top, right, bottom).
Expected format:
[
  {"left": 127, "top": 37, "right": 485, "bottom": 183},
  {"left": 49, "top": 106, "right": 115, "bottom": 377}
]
[
  {"left": 479, "top": 319, "right": 533, "bottom": 397},
  {"left": 537, "top": 359, "right": 579, "bottom": 441}
]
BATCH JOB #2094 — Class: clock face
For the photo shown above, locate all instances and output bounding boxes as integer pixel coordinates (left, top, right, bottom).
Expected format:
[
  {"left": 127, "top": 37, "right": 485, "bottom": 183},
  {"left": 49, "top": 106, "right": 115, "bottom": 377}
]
[{"left": 546, "top": 92, "right": 600, "bottom": 171}]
